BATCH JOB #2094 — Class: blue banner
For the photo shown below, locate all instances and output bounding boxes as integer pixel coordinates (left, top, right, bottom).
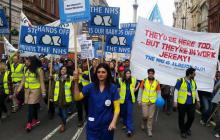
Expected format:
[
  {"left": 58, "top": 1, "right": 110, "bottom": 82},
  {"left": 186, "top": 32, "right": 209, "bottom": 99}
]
[
  {"left": 59, "top": 0, "right": 91, "bottom": 23},
  {"left": 0, "top": 9, "right": 9, "bottom": 34},
  {"left": 19, "top": 26, "right": 70, "bottom": 55},
  {"left": 105, "top": 29, "right": 134, "bottom": 53},
  {"left": 120, "top": 23, "right": 136, "bottom": 30},
  {"left": 93, "top": 41, "right": 103, "bottom": 58},
  {"left": 88, "top": 6, "right": 120, "bottom": 35}
]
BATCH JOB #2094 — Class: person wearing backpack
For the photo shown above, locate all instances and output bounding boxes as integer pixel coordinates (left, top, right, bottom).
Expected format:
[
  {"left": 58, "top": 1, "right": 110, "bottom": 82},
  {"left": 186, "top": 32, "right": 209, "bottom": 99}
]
[{"left": 173, "top": 67, "right": 200, "bottom": 138}]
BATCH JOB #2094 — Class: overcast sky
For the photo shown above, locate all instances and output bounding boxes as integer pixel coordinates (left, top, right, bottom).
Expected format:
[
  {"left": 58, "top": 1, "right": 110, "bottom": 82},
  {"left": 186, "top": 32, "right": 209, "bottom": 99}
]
[{"left": 106, "top": 0, "right": 175, "bottom": 26}]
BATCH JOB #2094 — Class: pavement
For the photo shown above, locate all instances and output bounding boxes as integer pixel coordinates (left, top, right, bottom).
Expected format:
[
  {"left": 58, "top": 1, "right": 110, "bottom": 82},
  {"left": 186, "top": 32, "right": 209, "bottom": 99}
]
[{"left": 0, "top": 103, "right": 217, "bottom": 140}]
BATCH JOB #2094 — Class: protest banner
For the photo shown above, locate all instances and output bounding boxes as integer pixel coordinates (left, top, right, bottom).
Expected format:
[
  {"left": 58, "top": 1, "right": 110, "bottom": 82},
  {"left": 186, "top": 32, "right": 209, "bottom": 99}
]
[
  {"left": 88, "top": 6, "right": 120, "bottom": 35},
  {"left": 0, "top": 8, "right": 9, "bottom": 34},
  {"left": 19, "top": 25, "right": 70, "bottom": 55},
  {"left": 131, "top": 17, "right": 220, "bottom": 92},
  {"left": 105, "top": 29, "right": 134, "bottom": 53},
  {"left": 80, "top": 40, "right": 94, "bottom": 59},
  {"left": 93, "top": 41, "right": 103, "bottom": 58},
  {"left": 120, "top": 23, "right": 136, "bottom": 30},
  {"left": 59, "top": 0, "right": 91, "bottom": 23}
]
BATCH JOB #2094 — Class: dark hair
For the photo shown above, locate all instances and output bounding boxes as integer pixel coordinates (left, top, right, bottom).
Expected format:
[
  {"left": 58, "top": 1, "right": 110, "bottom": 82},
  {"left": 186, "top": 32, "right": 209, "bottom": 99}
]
[
  {"left": 122, "top": 69, "right": 131, "bottom": 83},
  {"left": 148, "top": 68, "right": 155, "bottom": 74},
  {"left": 27, "top": 56, "right": 42, "bottom": 77},
  {"left": 58, "top": 66, "right": 70, "bottom": 81},
  {"left": 125, "top": 59, "right": 129, "bottom": 62},
  {"left": 186, "top": 67, "right": 196, "bottom": 76},
  {"left": 94, "top": 63, "right": 112, "bottom": 89}
]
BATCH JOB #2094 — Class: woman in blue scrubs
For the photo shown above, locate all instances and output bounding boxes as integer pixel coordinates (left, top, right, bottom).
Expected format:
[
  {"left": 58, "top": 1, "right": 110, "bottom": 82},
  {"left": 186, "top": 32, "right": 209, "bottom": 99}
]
[{"left": 73, "top": 63, "right": 120, "bottom": 140}]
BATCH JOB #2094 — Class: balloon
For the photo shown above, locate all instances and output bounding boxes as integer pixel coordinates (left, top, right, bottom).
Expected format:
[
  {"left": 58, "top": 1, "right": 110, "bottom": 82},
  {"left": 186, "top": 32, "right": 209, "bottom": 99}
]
[{"left": 155, "top": 97, "right": 165, "bottom": 108}]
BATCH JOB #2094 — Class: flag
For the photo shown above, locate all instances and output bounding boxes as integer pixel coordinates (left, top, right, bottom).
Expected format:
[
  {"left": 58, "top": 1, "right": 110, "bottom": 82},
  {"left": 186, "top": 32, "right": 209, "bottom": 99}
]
[
  {"left": 3, "top": 37, "right": 17, "bottom": 55},
  {"left": 148, "top": 4, "right": 163, "bottom": 24},
  {"left": 20, "top": 11, "right": 33, "bottom": 26}
]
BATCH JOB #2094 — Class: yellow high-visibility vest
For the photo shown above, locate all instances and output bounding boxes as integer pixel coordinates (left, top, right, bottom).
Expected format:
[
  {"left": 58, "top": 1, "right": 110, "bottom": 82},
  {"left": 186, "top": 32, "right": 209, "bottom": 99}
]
[
  {"left": 24, "top": 68, "right": 41, "bottom": 89},
  {"left": 10, "top": 63, "right": 24, "bottom": 82},
  {"left": 119, "top": 77, "right": 137, "bottom": 104},
  {"left": 54, "top": 78, "right": 72, "bottom": 103},
  {"left": 3, "top": 71, "right": 10, "bottom": 95},
  {"left": 177, "top": 78, "right": 196, "bottom": 104},
  {"left": 142, "top": 79, "right": 158, "bottom": 103},
  {"left": 79, "top": 71, "right": 90, "bottom": 86}
]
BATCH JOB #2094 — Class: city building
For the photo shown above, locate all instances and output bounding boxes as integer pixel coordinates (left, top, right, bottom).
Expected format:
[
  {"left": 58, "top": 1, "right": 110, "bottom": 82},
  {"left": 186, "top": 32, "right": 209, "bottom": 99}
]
[
  {"left": 208, "top": 0, "right": 220, "bottom": 32},
  {"left": 0, "top": 0, "right": 22, "bottom": 54},
  {"left": 173, "top": 0, "right": 208, "bottom": 32}
]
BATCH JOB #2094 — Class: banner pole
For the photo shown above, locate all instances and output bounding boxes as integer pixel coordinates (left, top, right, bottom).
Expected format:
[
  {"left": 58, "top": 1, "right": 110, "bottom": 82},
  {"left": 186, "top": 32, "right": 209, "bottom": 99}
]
[
  {"left": 48, "top": 57, "right": 53, "bottom": 109},
  {"left": 87, "top": 58, "right": 92, "bottom": 83},
  {"left": 114, "top": 53, "right": 119, "bottom": 82},
  {"left": 101, "top": 35, "right": 105, "bottom": 63},
  {"left": 73, "top": 23, "right": 78, "bottom": 71}
]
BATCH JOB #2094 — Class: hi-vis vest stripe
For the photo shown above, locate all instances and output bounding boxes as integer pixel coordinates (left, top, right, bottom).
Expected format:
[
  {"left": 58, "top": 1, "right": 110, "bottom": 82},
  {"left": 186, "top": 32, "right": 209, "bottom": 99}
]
[
  {"left": 54, "top": 77, "right": 72, "bottom": 103},
  {"left": 3, "top": 71, "right": 10, "bottom": 95},
  {"left": 10, "top": 63, "right": 24, "bottom": 82},
  {"left": 79, "top": 71, "right": 90, "bottom": 86},
  {"left": 119, "top": 77, "right": 137, "bottom": 104},
  {"left": 177, "top": 78, "right": 196, "bottom": 104},
  {"left": 24, "top": 68, "right": 41, "bottom": 89},
  {"left": 142, "top": 79, "right": 158, "bottom": 103}
]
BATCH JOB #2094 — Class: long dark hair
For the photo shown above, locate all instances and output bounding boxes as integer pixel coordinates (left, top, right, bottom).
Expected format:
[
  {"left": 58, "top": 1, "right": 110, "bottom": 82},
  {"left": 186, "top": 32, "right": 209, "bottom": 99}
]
[
  {"left": 122, "top": 69, "right": 131, "bottom": 84},
  {"left": 58, "top": 66, "right": 70, "bottom": 81},
  {"left": 27, "top": 56, "right": 42, "bottom": 77},
  {"left": 94, "top": 63, "right": 112, "bottom": 89}
]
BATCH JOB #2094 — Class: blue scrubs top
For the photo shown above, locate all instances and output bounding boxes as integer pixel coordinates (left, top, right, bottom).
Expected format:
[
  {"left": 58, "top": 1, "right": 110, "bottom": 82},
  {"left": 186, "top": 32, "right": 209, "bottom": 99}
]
[{"left": 82, "top": 83, "right": 120, "bottom": 130}]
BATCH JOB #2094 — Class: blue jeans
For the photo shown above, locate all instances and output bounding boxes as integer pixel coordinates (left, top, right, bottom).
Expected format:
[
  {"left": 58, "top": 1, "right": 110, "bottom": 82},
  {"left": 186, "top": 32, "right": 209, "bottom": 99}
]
[
  {"left": 56, "top": 107, "right": 68, "bottom": 125},
  {"left": 200, "top": 94, "right": 213, "bottom": 123},
  {"left": 120, "top": 100, "right": 134, "bottom": 132}
]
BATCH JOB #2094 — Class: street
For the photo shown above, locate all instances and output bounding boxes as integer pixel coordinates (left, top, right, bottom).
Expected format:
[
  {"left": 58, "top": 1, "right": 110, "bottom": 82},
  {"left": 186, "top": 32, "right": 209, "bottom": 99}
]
[{"left": 0, "top": 103, "right": 216, "bottom": 140}]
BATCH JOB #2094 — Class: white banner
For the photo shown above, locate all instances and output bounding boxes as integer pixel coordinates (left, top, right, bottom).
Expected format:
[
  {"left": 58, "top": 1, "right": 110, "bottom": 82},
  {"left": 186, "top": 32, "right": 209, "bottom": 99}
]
[
  {"left": 3, "top": 37, "right": 17, "bottom": 55},
  {"left": 80, "top": 40, "right": 94, "bottom": 59},
  {"left": 131, "top": 17, "right": 220, "bottom": 92}
]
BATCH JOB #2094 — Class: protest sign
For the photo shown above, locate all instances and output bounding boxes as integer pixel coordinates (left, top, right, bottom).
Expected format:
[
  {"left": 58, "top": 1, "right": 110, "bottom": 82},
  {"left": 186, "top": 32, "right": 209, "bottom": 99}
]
[
  {"left": 120, "top": 23, "right": 136, "bottom": 30},
  {"left": 88, "top": 6, "right": 120, "bottom": 35},
  {"left": 105, "top": 29, "right": 134, "bottom": 53},
  {"left": 19, "top": 26, "right": 70, "bottom": 55},
  {"left": 59, "top": 0, "right": 91, "bottom": 23},
  {"left": 131, "top": 17, "right": 220, "bottom": 92},
  {"left": 0, "top": 8, "right": 9, "bottom": 34},
  {"left": 80, "top": 40, "right": 94, "bottom": 59}
]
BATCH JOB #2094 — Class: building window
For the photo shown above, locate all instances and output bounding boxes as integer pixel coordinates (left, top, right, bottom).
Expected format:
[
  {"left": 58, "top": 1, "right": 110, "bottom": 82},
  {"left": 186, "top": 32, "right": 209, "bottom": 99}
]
[
  {"left": 51, "top": 0, "right": 55, "bottom": 14},
  {"left": 41, "top": 0, "right": 45, "bottom": 9}
]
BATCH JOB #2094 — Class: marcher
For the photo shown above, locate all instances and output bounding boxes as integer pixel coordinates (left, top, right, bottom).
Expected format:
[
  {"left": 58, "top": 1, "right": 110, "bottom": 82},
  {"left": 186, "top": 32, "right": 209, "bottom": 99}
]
[
  {"left": 76, "top": 61, "right": 90, "bottom": 127},
  {"left": 118, "top": 69, "right": 138, "bottom": 137},
  {"left": 74, "top": 63, "right": 120, "bottom": 140},
  {"left": 174, "top": 67, "right": 200, "bottom": 138},
  {"left": 50, "top": 66, "right": 74, "bottom": 133},
  {"left": 137, "top": 68, "right": 161, "bottom": 137},
  {"left": 0, "top": 63, "right": 13, "bottom": 120},
  {"left": 10, "top": 53, "right": 25, "bottom": 112},
  {"left": 16, "top": 56, "right": 46, "bottom": 132}
]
